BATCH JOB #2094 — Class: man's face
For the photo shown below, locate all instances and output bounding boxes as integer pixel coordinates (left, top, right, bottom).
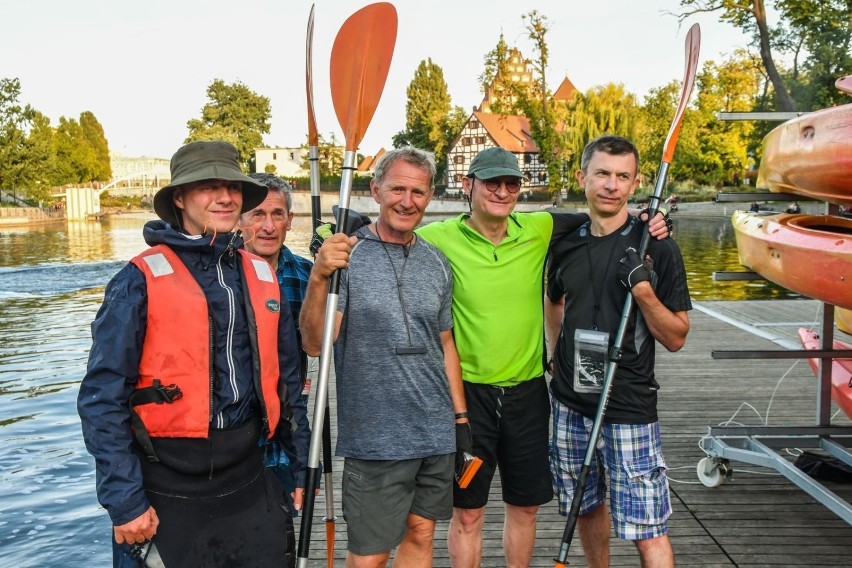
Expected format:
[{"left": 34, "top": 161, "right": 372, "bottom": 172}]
[
  {"left": 370, "top": 160, "right": 433, "bottom": 240},
  {"left": 241, "top": 190, "right": 292, "bottom": 264},
  {"left": 576, "top": 151, "right": 639, "bottom": 218},
  {"left": 173, "top": 179, "right": 242, "bottom": 235},
  {"left": 464, "top": 175, "right": 521, "bottom": 221}
]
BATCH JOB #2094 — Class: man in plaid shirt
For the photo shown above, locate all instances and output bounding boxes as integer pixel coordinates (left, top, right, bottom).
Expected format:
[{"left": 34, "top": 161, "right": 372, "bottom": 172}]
[{"left": 242, "top": 173, "right": 314, "bottom": 567}]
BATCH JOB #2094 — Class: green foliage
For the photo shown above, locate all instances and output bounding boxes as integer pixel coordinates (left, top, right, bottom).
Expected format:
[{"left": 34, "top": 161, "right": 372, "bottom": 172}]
[
  {"left": 185, "top": 79, "right": 271, "bottom": 170},
  {"left": 778, "top": 0, "right": 852, "bottom": 109},
  {"left": 393, "top": 58, "right": 465, "bottom": 180},
  {"left": 80, "top": 111, "right": 112, "bottom": 180},
  {"left": 566, "top": 84, "right": 640, "bottom": 183},
  {"left": 302, "top": 132, "right": 344, "bottom": 178},
  {"left": 0, "top": 78, "right": 113, "bottom": 203},
  {"left": 0, "top": 78, "right": 38, "bottom": 193}
]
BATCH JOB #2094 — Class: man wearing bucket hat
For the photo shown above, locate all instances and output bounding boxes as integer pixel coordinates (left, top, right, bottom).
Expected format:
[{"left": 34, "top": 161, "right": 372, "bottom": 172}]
[
  {"left": 78, "top": 140, "right": 306, "bottom": 567},
  {"left": 416, "top": 146, "right": 670, "bottom": 567}
]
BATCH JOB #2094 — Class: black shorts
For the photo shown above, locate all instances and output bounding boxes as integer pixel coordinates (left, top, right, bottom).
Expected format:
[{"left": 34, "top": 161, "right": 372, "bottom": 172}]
[{"left": 454, "top": 376, "right": 553, "bottom": 508}]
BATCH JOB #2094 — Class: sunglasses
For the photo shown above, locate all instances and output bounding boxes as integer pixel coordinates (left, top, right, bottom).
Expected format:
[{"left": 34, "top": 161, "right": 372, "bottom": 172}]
[{"left": 474, "top": 177, "right": 522, "bottom": 194}]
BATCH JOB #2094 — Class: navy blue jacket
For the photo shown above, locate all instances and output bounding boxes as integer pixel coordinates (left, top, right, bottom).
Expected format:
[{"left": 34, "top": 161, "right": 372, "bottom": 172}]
[{"left": 77, "top": 220, "right": 308, "bottom": 526}]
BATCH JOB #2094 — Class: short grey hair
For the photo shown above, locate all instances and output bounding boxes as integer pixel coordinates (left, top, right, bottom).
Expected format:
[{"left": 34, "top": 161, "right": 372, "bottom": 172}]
[
  {"left": 373, "top": 147, "right": 436, "bottom": 188},
  {"left": 248, "top": 172, "right": 293, "bottom": 211}
]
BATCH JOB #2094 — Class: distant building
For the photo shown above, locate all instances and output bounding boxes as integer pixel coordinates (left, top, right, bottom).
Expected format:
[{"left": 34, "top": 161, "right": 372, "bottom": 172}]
[
  {"left": 446, "top": 46, "right": 578, "bottom": 193},
  {"left": 356, "top": 148, "right": 386, "bottom": 177},
  {"left": 255, "top": 146, "right": 307, "bottom": 177},
  {"left": 106, "top": 153, "right": 171, "bottom": 198},
  {"left": 448, "top": 112, "right": 562, "bottom": 196}
]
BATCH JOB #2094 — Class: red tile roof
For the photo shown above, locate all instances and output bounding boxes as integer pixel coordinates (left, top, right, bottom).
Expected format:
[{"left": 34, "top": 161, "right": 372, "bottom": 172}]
[{"left": 474, "top": 111, "right": 539, "bottom": 153}]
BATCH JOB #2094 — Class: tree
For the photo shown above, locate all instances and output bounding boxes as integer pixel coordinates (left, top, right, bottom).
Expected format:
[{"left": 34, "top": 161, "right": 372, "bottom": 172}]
[
  {"left": 22, "top": 111, "right": 56, "bottom": 202},
  {"left": 512, "top": 10, "right": 569, "bottom": 202},
  {"left": 566, "top": 84, "right": 641, "bottom": 183},
  {"left": 302, "top": 132, "right": 344, "bottom": 178},
  {"left": 51, "top": 117, "right": 100, "bottom": 185},
  {"left": 677, "top": 0, "right": 798, "bottom": 111},
  {"left": 778, "top": 0, "right": 852, "bottom": 109},
  {"left": 79, "top": 111, "right": 111, "bottom": 180},
  {"left": 185, "top": 79, "right": 271, "bottom": 171},
  {"left": 0, "top": 78, "right": 38, "bottom": 198},
  {"left": 393, "top": 58, "right": 465, "bottom": 181}
]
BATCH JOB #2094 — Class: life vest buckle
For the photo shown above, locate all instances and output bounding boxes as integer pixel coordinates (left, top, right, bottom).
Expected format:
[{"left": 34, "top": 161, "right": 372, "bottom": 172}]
[{"left": 154, "top": 380, "right": 183, "bottom": 403}]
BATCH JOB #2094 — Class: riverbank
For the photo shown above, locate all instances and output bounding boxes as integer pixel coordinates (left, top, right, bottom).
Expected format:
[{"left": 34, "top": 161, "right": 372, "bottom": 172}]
[{"left": 0, "top": 197, "right": 832, "bottom": 228}]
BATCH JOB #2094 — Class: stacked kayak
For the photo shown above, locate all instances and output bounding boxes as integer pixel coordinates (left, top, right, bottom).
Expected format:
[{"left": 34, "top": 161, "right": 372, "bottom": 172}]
[
  {"left": 757, "top": 103, "right": 852, "bottom": 205},
  {"left": 837, "top": 307, "right": 852, "bottom": 335},
  {"left": 732, "top": 212, "right": 852, "bottom": 309},
  {"left": 798, "top": 327, "right": 852, "bottom": 419}
]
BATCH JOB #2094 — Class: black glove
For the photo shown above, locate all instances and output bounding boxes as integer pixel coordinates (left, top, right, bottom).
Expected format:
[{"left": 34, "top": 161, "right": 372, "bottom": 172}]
[
  {"left": 618, "top": 247, "right": 654, "bottom": 289},
  {"left": 456, "top": 421, "right": 473, "bottom": 454},
  {"left": 308, "top": 205, "right": 371, "bottom": 258},
  {"left": 639, "top": 207, "right": 673, "bottom": 238},
  {"left": 454, "top": 421, "right": 482, "bottom": 489}
]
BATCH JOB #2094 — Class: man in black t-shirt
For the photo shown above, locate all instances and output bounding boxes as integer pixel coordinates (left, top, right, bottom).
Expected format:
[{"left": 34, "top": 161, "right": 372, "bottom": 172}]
[{"left": 545, "top": 135, "right": 691, "bottom": 568}]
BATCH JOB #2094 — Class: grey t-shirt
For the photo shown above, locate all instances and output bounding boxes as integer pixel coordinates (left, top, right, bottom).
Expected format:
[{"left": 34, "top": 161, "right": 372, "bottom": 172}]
[{"left": 334, "top": 226, "right": 455, "bottom": 460}]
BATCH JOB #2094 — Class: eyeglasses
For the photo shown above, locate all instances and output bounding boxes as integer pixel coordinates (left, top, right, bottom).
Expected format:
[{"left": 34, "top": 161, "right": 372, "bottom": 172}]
[{"left": 475, "top": 177, "right": 522, "bottom": 194}]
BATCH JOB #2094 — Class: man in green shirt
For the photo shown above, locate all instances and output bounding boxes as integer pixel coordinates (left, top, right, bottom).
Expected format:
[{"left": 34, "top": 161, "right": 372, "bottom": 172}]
[{"left": 417, "top": 147, "right": 668, "bottom": 567}]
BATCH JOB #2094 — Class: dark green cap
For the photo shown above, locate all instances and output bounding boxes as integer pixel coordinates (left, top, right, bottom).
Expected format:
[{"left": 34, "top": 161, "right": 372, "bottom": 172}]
[{"left": 467, "top": 147, "right": 522, "bottom": 179}]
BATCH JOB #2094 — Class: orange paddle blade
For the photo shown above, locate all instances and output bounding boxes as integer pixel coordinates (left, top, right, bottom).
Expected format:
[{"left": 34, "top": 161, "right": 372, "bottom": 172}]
[
  {"left": 662, "top": 23, "right": 701, "bottom": 164},
  {"left": 330, "top": 2, "right": 398, "bottom": 151},
  {"left": 325, "top": 521, "right": 335, "bottom": 568},
  {"left": 837, "top": 75, "right": 852, "bottom": 95},
  {"left": 306, "top": 4, "right": 318, "bottom": 146}
]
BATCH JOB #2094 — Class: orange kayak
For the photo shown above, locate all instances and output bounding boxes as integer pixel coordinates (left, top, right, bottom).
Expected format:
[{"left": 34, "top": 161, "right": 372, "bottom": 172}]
[
  {"left": 732, "top": 211, "right": 852, "bottom": 308},
  {"left": 837, "top": 307, "right": 852, "bottom": 334},
  {"left": 757, "top": 103, "right": 852, "bottom": 205},
  {"left": 798, "top": 327, "right": 852, "bottom": 419}
]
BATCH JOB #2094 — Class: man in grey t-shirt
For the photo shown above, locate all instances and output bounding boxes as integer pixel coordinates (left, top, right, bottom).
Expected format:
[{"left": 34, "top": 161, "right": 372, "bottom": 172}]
[{"left": 300, "top": 147, "right": 471, "bottom": 567}]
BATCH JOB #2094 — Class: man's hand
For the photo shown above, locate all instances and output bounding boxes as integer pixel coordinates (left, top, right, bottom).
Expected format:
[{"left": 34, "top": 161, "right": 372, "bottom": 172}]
[
  {"left": 456, "top": 421, "right": 473, "bottom": 455},
  {"left": 618, "top": 247, "right": 654, "bottom": 289},
  {"left": 114, "top": 506, "right": 159, "bottom": 545},
  {"left": 639, "top": 208, "right": 672, "bottom": 240},
  {"left": 309, "top": 207, "right": 372, "bottom": 257},
  {"left": 312, "top": 233, "right": 357, "bottom": 280}
]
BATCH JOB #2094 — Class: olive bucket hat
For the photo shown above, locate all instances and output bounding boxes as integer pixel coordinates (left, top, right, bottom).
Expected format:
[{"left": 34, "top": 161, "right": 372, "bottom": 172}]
[
  {"left": 154, "top": 141, "right": 268, "bottom": 228},
  {"left": 466, "top": 147, "right": 522, "bottom": 179}
]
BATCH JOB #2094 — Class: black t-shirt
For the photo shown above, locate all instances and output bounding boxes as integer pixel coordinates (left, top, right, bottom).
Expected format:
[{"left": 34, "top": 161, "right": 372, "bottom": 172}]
[{"left": 546, "top": 216, "right": 692, "bottom": 423}]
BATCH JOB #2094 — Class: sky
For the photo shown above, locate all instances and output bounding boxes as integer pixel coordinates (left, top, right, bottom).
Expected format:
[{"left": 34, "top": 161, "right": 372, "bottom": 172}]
[{"left": 0, "top": 0, "right": 768, "bottom": 161}]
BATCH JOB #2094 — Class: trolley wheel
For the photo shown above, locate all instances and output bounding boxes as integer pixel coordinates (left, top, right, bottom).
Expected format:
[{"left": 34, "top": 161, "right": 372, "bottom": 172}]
[{"left": 697, "top": 457, "right": 728, "bottom": 488}]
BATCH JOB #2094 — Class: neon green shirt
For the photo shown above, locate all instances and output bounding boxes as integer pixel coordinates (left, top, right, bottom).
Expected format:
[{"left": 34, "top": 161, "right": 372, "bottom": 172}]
[{"left": 418, "top": 212, "right": 556, "bottom": 386}]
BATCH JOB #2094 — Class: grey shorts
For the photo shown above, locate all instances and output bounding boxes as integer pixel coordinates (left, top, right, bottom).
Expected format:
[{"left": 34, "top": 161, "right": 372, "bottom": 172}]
[{"left": 341, "top": 454, "right": 453, "bottom": 555}]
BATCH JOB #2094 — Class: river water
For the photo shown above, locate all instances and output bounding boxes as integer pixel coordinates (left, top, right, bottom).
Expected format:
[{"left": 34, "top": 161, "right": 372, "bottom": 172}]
[{"left": 0, "top": 211, "right": 796, "bottom": 567}]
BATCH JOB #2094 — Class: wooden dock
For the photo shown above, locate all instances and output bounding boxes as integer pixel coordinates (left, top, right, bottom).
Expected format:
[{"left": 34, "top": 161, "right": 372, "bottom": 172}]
[{"left": 299, "top": 300, "right": 852, "bottom": 566}]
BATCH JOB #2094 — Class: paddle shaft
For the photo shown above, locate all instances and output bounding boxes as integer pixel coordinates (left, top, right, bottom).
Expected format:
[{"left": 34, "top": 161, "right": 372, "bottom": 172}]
[{"left": 296, "top": 153, "right": 356, "bottom": 568}]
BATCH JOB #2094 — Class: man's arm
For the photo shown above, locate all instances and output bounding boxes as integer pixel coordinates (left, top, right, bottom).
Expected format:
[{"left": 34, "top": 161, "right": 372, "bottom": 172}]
[
  {"left": 441, "top": 329, "right": 466, "bottom": 417},
  {"left": 629, "top": 284, "right": 690, "bottom": 352},
  {"left": 77, "top": 264, "right": 153, "bottom": 537},
  {"left": 617, "top": 247, "right": 690, "bottom": 352},
  {"left": 298, "top": 233, "right": 355, "bottom": 356},
  {"left": 544, "top": 294, "right": 565, "bottom": 372}
]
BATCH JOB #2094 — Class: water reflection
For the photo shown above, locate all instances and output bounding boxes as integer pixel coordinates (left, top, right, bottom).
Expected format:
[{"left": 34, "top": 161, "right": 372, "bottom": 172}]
[{"left": 670, "top": 217, "right": 798, "bottom": 301}]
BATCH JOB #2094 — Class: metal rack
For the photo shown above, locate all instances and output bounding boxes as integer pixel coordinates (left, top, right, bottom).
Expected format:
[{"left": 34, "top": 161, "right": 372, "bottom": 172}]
[{"left": 697, "top": 194, "right": 852, "bottom": 524}]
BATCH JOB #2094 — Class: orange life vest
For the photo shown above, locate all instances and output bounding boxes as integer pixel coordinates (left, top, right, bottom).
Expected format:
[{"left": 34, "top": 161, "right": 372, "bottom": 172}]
[{"left": 130, "top": 245, "right": 282, "bottom": 440}]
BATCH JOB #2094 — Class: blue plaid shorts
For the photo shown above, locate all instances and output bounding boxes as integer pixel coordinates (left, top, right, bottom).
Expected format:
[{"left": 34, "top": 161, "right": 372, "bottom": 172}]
[{"left": 549, "top": 395, "right": 671, "bottom": 540}]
